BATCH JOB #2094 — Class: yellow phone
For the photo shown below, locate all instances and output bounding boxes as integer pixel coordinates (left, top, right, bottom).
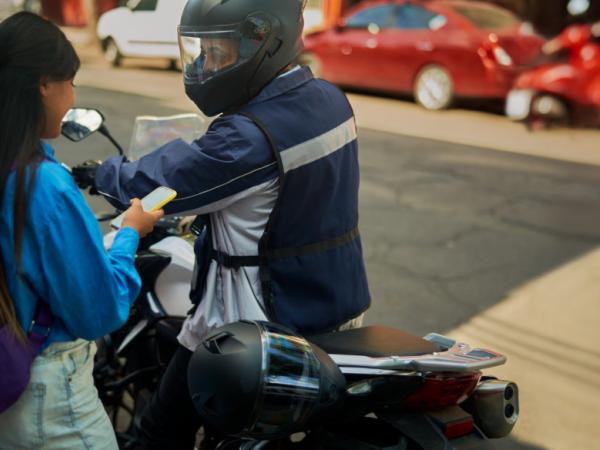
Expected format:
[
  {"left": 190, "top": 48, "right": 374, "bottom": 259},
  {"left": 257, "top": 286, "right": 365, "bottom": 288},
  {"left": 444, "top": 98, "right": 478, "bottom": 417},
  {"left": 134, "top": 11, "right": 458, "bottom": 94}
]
[{"left": 110, "top": 186, "right": 177, "bottom": 229}]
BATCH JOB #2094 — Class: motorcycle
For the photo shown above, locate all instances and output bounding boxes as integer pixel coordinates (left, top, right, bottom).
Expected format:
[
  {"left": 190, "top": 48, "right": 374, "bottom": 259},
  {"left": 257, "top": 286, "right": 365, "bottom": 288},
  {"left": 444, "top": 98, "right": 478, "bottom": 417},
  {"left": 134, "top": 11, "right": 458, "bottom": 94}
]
[
  {"left": 506, "top": 21, "right": 600, "bottom": 129},
  {"left": 63, "top": 108, "right": 199, "bottom": 448},
  {"left": 62, "top": 109, "right": 520, "bottom": 450},
  {"left": 185, "top": 320, "right": 519, "bottom": 450}
]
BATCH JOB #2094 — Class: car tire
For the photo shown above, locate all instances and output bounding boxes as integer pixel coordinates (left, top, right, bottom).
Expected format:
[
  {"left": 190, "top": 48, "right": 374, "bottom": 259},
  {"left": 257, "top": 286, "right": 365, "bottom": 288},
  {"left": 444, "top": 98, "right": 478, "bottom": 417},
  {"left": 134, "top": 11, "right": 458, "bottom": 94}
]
[
  {"left": 530, "top": 94, "right": 570, "bottom": 128},
  {"left": 414, "top": 64, "right": 454, "bottom": 111},
  {"left": 298, "top": 52, "right": 322, "bottom": 78},
  {"left": 103, "top": 38, "right": 122, "bottom": 67}
]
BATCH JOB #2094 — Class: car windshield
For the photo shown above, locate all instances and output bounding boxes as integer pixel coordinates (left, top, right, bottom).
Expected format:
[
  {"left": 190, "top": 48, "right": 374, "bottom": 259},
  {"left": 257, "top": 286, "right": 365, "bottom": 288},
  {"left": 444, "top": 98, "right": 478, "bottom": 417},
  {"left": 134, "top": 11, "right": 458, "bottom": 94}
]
[{"left": 452, "top": 5, "right": 519, "bottom": 30}]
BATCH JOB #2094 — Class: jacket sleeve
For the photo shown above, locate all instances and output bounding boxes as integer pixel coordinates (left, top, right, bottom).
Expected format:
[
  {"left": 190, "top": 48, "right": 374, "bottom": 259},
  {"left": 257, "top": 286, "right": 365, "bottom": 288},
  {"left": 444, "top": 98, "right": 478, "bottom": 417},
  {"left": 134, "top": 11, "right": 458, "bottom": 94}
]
[
  {"left": 39, "top": 184, "right": 141, "bottom": 341},
  {"left": 94, "top": 115, "right": 278, "bottom": 216}
]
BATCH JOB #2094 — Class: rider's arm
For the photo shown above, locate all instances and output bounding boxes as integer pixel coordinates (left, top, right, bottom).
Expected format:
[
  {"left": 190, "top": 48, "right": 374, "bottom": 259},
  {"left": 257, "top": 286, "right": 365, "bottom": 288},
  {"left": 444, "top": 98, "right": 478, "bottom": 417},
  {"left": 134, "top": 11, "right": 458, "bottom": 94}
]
[
  {"left": 94, "top": 114, "right": 278, "bottom": 216},
  {"left": 39, "top": 169, "right": 141, "bottom": 341}
]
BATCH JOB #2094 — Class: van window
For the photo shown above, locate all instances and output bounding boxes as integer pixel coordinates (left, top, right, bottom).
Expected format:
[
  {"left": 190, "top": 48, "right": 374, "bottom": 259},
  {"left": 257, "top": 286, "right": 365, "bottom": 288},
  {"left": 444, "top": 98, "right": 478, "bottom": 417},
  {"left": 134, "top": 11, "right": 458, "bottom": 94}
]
[{"left": 128, "top": 0, "right": 158, "bottom": 12}]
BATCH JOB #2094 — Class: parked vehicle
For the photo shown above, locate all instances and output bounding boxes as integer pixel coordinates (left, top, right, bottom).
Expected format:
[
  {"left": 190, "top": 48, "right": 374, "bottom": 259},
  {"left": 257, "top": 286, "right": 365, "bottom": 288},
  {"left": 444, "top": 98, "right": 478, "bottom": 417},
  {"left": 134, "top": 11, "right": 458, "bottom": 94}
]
[
  {"left": 97, "top": 0, "right": 188, "bottom": 68},
  {"left": 506, "top": 21, "right": 600, "bottom": 129},
  {"left": 300, "top": 0, "right": 544, "bottom": 110},
  {"left": 63, "top": 108, "right": 520, "bottom": 449},
  {"left": 97, "top": 0, "right": 323, "bottom": 69}
]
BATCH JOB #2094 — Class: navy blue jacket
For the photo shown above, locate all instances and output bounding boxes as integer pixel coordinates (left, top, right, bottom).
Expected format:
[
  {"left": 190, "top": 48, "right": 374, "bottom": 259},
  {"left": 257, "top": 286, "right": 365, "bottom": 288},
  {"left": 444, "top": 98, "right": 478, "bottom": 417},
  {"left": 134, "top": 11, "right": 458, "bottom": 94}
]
[{"left": 96, "top": 67, "right": 370, "bottom": 334}]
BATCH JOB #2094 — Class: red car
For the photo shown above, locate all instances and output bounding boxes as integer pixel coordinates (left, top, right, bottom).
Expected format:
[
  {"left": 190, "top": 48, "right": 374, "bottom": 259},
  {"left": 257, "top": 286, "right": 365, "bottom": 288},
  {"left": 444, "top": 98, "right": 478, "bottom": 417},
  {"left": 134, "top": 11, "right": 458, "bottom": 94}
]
[
  {"left": 506, "top": 22, "right": 600, "bottom": 128},
  {"left": 301, "top": 0, "right": 544, "bottom": 110}
]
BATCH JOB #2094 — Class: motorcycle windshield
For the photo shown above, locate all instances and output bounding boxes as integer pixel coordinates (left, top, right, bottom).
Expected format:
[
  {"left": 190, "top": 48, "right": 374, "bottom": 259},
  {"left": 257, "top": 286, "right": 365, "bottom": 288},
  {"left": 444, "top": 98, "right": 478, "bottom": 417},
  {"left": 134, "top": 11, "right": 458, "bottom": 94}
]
[{"left": 246, "top": 322, "right": 321, "bottom": 437}]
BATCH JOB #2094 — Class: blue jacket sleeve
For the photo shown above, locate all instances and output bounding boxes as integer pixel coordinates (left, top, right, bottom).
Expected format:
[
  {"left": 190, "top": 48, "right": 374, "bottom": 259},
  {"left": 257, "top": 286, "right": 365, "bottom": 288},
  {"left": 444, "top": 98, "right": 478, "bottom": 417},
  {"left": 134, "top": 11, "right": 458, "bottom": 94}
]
[
  {"left": 94, "top": 115, "right": 278, "bottom": 215},
  {"left": 39, "top": 184, "right": 141, "bottom": 341}
]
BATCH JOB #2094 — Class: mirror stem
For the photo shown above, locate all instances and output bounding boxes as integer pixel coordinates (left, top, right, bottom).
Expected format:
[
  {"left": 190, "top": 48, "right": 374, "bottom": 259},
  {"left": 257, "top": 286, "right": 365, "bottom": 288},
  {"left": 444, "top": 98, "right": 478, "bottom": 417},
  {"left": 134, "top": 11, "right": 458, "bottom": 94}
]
[{"left": 99, "top": 125, "right": 124, "bottom": 156}]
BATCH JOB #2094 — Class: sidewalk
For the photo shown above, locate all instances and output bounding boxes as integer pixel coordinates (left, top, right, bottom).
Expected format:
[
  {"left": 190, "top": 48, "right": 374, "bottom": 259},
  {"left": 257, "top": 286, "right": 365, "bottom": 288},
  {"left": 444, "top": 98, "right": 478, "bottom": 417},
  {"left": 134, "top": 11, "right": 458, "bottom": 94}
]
[
  {"left": 448, "top": 248, "right": 600, "bottom": 450},
  {"left": 350, "top": 93, "right": 600, "bottom": 167}
]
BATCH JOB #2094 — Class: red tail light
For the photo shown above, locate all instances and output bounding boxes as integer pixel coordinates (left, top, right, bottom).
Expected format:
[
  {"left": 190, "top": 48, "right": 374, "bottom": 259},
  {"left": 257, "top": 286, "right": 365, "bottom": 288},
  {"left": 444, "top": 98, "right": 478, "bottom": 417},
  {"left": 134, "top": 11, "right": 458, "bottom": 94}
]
[{"left": 404, "top": 371, "right": 481, "bottom": 410}]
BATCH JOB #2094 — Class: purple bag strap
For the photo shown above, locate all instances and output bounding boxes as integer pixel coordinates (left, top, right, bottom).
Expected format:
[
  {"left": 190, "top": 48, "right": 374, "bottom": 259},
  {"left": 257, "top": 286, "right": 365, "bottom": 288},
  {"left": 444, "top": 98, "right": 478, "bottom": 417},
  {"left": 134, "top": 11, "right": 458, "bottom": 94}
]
[
  {"left": 27, "top": 300, "right": 52, "bottom": 348},
  {"left": 18, "top": 273, "right": 53, "bottom": 349},
  {"left": 6, "top": 155, "right": 53, "bottom": 351}
]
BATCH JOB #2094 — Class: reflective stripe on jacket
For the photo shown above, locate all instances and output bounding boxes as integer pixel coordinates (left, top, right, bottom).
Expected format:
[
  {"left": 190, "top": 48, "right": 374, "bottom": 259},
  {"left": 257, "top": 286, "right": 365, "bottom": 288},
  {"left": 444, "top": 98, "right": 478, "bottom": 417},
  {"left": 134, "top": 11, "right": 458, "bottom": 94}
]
[{"left": 95, "top": 67, "right": 370, "bottom": 345}]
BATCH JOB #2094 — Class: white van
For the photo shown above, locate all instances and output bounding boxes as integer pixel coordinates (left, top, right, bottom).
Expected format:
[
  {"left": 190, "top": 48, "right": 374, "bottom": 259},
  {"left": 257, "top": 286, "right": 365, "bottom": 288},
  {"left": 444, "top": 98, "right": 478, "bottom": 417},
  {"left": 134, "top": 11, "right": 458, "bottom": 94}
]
[
  {"left": 97, "top": 0, "right": 325, "bottom": 69},
  {"left": 97, "top": 0, "right": 187, "bottom": 68}
]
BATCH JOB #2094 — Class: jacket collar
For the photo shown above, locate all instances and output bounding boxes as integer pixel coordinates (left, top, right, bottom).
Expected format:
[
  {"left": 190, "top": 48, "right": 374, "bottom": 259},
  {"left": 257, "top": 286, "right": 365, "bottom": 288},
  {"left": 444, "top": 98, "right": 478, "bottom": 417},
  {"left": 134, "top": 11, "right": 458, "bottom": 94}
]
[
  {"left": 248, "top": 66, "right": 314, "bottom": 105},
  {"left": 41, "top": 141, "right": 57, "bottom": 162}
]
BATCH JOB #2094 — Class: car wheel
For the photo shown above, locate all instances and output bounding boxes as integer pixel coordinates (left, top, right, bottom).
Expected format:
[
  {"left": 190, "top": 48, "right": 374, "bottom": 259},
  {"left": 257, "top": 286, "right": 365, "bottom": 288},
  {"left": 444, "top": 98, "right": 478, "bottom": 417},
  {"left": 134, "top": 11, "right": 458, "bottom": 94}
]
[
  {"left": 103, "top": 38, "right": 122, "bottom": 67},
  {"left": 414, "top": 65, "right": 454, "bottom": 111},
  {"left": 530, "top": 94, "right": 570, "bottom": 127},
  {"left": 298, "top": 52, "right": 322, "bottom": 78}
]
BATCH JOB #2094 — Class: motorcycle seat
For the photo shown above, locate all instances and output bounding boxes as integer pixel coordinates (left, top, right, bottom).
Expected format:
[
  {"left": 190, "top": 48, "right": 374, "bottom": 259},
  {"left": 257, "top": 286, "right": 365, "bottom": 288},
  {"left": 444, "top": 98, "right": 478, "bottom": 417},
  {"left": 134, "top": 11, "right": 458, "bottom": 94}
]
[{"left": 308, "top": 325, "right": 441, "bottom": 358}]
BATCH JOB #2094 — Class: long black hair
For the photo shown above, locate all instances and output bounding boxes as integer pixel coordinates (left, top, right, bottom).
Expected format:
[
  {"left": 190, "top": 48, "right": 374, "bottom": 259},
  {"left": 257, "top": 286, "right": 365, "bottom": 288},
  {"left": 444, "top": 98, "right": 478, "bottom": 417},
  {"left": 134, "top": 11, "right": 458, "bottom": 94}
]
[{"left": 0, "top": 12, "right": 80, "bottom": 338}]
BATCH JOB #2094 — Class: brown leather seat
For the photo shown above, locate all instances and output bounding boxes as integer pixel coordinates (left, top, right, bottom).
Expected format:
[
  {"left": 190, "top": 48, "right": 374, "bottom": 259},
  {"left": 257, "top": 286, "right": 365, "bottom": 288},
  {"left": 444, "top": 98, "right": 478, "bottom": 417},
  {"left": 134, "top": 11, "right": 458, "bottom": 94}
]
[{"left": 308, "top": 325, "right": 441, "bottom": 358}]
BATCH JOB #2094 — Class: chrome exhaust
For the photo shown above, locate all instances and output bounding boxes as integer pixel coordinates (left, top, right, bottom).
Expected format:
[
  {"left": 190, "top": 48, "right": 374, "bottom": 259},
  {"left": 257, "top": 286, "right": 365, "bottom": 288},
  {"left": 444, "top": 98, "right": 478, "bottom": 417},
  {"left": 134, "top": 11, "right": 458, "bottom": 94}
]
[{"left": 462, "top": 378, "right": 519, "bottom": 438}]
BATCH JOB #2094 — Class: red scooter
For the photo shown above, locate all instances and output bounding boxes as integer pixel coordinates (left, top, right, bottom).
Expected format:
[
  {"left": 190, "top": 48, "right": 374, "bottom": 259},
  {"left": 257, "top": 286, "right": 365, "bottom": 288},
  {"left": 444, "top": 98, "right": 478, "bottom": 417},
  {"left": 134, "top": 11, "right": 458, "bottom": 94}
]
[{"left": 506, "top": 21, "right": 600, "bottom": 128}]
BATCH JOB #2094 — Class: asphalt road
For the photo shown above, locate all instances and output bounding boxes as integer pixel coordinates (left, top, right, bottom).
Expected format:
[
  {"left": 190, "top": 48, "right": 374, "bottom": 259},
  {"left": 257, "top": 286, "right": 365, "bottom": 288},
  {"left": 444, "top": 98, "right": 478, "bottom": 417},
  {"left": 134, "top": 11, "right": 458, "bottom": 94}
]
[
  {"left": 52, "top": 85, "right": 600, "bottom": 338},
  {"left": 50, "top": 85, "right": 600, "bottom": 450}
]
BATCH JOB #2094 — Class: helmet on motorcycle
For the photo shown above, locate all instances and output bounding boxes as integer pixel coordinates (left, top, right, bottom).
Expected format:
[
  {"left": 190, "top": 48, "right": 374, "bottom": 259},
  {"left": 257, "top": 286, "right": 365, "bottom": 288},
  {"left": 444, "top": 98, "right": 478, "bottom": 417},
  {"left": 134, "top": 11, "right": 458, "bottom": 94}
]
[
  {"left": 187, "top": 321, "right": 346, "bottom": 439},
  {"left": 178, "top": 0, "right": 306, "bottom": 116}
]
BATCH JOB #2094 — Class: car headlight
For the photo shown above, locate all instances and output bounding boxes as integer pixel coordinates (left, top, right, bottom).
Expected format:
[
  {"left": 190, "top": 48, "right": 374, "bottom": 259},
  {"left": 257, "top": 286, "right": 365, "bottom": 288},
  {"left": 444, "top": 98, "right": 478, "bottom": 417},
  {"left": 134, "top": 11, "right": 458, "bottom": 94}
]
[
  {"left": 506, "top": 89, "right": 534, "bottom": 120},
  {"left": 493, "top": 47, "right": 513, "bottom": 66}
]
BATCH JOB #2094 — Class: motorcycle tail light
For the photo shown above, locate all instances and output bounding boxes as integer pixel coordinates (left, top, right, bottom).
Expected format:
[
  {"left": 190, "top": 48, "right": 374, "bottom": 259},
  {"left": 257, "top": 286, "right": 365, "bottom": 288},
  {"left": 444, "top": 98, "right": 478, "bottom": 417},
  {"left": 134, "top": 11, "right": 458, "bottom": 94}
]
[{"left": 403, "top": 371, "right": 481, "bottom": 410}]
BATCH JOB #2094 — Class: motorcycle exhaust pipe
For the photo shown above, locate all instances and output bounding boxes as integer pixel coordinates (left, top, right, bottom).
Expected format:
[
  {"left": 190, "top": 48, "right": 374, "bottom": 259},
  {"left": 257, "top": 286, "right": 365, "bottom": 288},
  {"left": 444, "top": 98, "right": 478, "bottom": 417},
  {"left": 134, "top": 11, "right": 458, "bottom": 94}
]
[{"left": 461, "top": 378, "right": 519, "bottom": 438}]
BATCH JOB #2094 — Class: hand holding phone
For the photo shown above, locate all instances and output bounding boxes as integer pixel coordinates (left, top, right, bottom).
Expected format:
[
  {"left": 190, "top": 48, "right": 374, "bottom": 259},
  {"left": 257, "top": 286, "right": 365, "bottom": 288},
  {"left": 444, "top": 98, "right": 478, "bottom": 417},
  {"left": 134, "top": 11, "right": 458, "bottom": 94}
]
[{"left": 111, "top": 186, "right": 177, "bottom": 232}]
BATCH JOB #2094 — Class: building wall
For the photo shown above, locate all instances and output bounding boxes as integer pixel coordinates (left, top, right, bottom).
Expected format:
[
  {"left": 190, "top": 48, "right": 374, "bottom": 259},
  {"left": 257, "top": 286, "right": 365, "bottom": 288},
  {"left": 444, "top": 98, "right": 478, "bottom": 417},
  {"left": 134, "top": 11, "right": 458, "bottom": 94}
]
[
  {"left": 41, "top": 0, "right": 118, "bottom": 26},
  {"left": 487, "top": 0, "right": 600, "bottom": 36}
]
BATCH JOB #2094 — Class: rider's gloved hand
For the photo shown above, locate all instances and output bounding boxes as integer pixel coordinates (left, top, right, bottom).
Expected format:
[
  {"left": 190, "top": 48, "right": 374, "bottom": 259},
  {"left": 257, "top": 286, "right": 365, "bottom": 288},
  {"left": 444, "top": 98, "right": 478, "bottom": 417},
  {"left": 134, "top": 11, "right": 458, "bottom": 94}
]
[{"left": 72, "top": 159, "right": 102, "bottom": 192}]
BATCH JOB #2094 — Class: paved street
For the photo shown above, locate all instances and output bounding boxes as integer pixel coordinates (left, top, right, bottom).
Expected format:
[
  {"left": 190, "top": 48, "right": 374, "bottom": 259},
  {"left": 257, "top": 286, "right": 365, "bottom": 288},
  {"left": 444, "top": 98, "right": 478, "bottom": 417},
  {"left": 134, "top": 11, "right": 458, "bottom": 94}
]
[
  {"left": 51, "top": 81, "right": 600, "bottom": 450},
  {"left": 52, "top": 35, "right": 600, "bottom": 450},
  {"left": 55, "top": 83, "right": 600, "bottom": 335}
]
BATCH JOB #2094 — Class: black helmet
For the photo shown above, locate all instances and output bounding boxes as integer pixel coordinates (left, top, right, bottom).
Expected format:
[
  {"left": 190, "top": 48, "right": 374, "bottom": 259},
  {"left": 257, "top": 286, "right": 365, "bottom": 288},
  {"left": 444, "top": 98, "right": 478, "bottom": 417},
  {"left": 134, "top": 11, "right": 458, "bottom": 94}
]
[
  {"left": 178, "top": 0, "right": 306, "bottom": 116},
  {"left": 187, "top": 321, "right": 346, "bottom": 439}
]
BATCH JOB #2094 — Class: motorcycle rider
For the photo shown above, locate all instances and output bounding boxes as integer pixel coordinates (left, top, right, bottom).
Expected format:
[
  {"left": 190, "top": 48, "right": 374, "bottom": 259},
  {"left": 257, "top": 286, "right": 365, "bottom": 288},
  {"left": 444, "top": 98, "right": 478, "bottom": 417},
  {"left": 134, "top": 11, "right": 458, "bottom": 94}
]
[{"left": 74, "top": 0, "right": 371, "bottom": 448}]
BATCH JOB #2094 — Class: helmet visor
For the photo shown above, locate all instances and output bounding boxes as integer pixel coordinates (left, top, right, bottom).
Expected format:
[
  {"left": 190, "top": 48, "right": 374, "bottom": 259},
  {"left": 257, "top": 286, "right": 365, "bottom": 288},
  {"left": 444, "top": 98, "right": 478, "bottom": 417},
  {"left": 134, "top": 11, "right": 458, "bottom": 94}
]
[
  {"left": 178, "top": 15, "right": 272, "bottom": 85},
  {"left": 246, "top": 322, "right": 321, "bottom": 437}
]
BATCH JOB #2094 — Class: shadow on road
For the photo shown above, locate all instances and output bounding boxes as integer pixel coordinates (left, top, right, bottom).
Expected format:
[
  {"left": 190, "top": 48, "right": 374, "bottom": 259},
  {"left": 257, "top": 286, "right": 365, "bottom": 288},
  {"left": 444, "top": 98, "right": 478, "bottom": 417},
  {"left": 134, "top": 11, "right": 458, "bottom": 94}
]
[{"left": 495, "top": 437, "right": 547, "bottom": 450}]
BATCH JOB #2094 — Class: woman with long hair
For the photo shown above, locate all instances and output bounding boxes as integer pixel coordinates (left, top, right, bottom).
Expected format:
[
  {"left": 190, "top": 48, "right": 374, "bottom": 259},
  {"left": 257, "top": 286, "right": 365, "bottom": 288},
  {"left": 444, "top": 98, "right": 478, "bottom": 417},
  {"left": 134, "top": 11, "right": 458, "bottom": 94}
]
[{"left": 0, "top": 12, "right": 163, "bottom": 449}]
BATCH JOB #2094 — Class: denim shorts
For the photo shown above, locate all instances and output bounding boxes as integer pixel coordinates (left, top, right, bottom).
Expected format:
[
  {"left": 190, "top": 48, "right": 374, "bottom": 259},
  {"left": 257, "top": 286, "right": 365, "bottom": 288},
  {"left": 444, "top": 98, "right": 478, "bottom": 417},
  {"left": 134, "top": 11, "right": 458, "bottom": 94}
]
[{"left": 0, "top": 339, "right": 118, "bottom": 450}]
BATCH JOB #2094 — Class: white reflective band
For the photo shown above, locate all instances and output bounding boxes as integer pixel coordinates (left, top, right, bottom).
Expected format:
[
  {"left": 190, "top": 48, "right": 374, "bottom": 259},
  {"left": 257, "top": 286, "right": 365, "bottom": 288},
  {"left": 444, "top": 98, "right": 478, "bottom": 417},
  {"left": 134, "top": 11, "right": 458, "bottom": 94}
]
[{"left": 280, "top": 118, "right": 357, "bottom": 173}]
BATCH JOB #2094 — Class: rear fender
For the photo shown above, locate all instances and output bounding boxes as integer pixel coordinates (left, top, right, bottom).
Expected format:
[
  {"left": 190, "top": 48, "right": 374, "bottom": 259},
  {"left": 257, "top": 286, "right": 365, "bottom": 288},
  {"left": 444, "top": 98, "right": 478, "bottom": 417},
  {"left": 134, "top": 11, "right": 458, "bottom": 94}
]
[
  {"left": 515, "top": 64, "right": 580, "bottom": 98},
  {"left": 378, "top": 409, "right": 498, "bottom": 450}
]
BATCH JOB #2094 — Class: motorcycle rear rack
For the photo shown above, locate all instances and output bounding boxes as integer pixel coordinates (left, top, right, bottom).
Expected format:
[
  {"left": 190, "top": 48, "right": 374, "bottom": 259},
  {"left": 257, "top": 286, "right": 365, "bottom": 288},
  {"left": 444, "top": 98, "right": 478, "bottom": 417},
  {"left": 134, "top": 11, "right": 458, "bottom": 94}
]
[{"left": 331, "top": 334, "right": 507, "bottom": 374}]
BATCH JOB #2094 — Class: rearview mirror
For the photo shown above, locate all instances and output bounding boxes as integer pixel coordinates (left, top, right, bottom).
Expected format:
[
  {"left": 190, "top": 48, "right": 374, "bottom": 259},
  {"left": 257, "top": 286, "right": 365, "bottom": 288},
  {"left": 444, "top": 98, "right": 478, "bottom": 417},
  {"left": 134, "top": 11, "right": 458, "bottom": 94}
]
[{"left": 61, "top": 108, "right": 104, "bottom": 142}]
